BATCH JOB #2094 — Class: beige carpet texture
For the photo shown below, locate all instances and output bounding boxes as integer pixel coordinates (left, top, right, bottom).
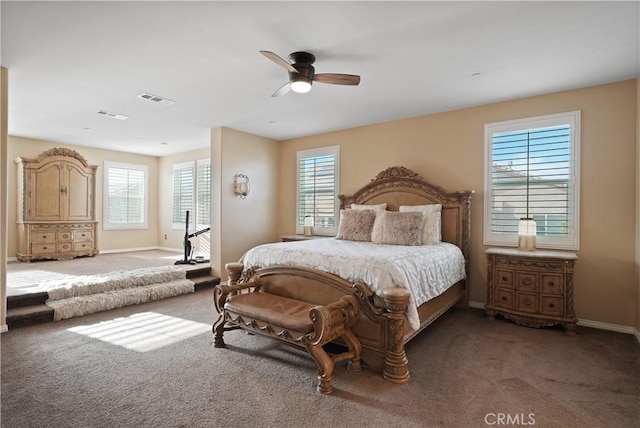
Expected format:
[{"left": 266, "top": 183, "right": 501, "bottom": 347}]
[{"left": 1, "top": 289, "right": 638, "bottom": 428}]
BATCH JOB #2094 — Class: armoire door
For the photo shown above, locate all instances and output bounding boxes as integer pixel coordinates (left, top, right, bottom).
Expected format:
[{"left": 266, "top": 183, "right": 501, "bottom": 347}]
[
  {"left": 29, "top": 161, "right": 64, "bottom": 221},
  {"left": 65, "top": 163, "right": 94, "bottom": 221}
]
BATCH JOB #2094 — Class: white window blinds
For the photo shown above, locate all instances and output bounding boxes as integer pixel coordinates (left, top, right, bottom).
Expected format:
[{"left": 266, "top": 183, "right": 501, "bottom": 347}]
[
  {"left": 296, "top": 146, "right": 340, "bottom": 235},
  {"left": 484, "top": 111, "right": 580, "bottom": 250},
  {"left": 172, "top": 159, "right": 211, "bottom": 229},
  {"left": 103, "top": 161, "right": 148, "bottom": 230}
]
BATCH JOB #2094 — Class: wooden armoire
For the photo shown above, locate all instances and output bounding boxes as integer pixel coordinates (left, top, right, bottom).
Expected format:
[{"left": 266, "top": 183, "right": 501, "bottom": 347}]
[{"left": 16, "top": 147, "right": 99, "bottom": 262}]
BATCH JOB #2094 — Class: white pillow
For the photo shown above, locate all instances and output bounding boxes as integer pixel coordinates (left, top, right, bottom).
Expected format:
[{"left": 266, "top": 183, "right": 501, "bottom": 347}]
[
  {"left": 351, "top": 203, "right": 387, "bottom": 217},
  {"left": 399, "top": 204, "right": 442, "bottom": 245}
]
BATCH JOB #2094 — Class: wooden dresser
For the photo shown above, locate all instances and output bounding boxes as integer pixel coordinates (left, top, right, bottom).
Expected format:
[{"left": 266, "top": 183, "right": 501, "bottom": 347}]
[
  {"left": 16, "top": 148, "right": 99, "bottom": 262},
  {"left": 485, "top": 247, "right": 577, "bottom": 334}
]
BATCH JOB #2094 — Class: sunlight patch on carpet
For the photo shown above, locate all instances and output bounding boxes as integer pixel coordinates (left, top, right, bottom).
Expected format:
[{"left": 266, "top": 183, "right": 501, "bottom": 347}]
[{"left": 67, "top": 312, "right": 210, "bottom": 352}]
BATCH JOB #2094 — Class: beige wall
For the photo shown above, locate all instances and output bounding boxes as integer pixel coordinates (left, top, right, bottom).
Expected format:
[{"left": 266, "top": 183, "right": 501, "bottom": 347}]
[
  {"left": 279, "top": 80, "right": 638, "bottom": 328},
  {"left": 1, "top": 67, "right": 8, "bottom": 330},
  {"left": 7, "top": 136, "right": 160, "bottom": 256},
  {"left": 211, "top": 127, "right": 279, "bottom": 279}
]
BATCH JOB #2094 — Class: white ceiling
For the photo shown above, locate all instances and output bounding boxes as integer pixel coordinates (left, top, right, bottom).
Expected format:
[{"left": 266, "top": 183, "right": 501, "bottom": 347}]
[{"left": 2, "top": 1, "right": 639, "bottom": 157}]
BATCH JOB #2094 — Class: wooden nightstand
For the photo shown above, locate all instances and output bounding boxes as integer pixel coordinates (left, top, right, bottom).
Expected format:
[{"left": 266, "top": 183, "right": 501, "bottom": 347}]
[
  {"left": 281, "top": 235, "right": 333, "bottom": 242},
  {"left": 485, "top": 248, "right": 578, "bottom": 334}
]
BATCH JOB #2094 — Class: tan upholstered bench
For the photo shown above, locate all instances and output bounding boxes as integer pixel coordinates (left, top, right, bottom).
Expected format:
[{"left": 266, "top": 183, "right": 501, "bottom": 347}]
[{"left": 212, "top": 266, "right": 362, "bottom": 394}]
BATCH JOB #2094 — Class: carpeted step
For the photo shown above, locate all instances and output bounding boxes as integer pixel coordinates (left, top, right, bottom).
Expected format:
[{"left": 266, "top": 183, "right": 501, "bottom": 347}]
[
  {"left": 7, "top": 291, "right": 48, "bottom": 310},
  {"left": 7, "top": 304, "right": 54, "bottom": 329},
  {"left": 193, "top": 275, "right": 220, "bottom": 290}
]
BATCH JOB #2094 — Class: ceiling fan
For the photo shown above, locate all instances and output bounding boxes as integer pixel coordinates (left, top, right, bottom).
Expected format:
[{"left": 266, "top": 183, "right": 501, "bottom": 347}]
[{"left": 260, "top": 50, "right": 361, "bottom": 97}]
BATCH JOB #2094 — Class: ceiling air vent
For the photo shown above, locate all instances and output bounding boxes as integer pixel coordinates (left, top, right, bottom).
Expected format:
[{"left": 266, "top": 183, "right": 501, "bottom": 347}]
[
  {"left": 137, "top": 92, "right": 175, "bottom": 106},
  {"left": 97, "top": 110, "right": 129, "bottom": 120}
]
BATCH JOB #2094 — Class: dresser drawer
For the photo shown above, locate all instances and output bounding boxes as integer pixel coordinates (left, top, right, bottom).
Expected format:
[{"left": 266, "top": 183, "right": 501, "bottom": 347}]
[
  {"left": 32, "top": 231, "right": 56, "bottom": 244},
  {"left": 73, "top": 241, "right": 94, "bottom": 252},
  {"left": 73, "top": 230, "right": 93, "bottom": 241},
  {"left": 32, "top": 243, "right": 56, "bottom": 253},
  {"left": 58, "top": 242, "right": 73, "bottom": 252},
  {"left": 58, "top": 231, "right": 73, "bottom": 241},
  {"left": 540, "top": 295, "right": 564, "bottom": 316},
  {"left": 516, "top": 272, "right": 538, "bottom": 292},
  {"left": 541, "top": 274, "right": 563, "bottom": 294},
  {"left": 495, "top": 288, "right": 514, "bottom": 309},
  {"left": 496, "top": 269, "right": 515, "bottom": 288},
  {"left": 516, "top": 292, "right": 539, "bottom": 314}
]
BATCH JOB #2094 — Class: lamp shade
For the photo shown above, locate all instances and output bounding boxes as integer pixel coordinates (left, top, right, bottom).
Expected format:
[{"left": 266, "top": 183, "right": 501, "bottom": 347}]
[
  {"left": 304, "top": 216, "right": 314, "bottom": 236},
  {"left": 518, "top": 218, "right": 537, "bottom": 251}
]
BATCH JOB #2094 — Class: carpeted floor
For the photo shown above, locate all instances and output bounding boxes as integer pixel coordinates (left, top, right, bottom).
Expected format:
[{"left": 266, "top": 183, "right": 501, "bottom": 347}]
[
  {"left": 1, "top": 289, "right": 638, "bottom": 428},
  {"left": 6, "top": 250, "right": 183, "bottom": 296}
]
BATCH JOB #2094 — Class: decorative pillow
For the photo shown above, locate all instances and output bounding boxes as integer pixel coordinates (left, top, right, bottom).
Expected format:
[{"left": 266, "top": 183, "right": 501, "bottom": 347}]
[
  {"left": 336, "top": 209, "right": 377, "bottom": 242},
  {"left": 399, "top": 204, "right": 442, "bottom": 245},
  {"left": 371, "top": 211, "right": 424, "bottom": 246},
  {"left": 351, "top": 203, "right": 387, "bottom": 217}
]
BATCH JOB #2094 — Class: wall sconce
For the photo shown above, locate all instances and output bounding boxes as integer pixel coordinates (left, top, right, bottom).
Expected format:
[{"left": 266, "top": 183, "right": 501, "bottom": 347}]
[{"left": 233, "top": 174, "right": 250, "bottom": 199}]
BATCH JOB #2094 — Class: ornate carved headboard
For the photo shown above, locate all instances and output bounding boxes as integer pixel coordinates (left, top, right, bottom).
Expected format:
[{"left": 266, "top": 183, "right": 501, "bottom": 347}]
[{"left": 339, "top": 166, "right": 474, "bottom": 269}]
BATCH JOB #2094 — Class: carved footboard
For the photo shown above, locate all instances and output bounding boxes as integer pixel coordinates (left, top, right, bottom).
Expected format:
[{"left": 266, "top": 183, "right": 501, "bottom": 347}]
[{"left": 215, "top": 263, "right": 412, "bottom": 383}]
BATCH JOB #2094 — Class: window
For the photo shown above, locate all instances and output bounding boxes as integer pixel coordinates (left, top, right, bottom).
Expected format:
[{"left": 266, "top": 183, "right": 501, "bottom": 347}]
[
  {"left": 297, "top": 146, "right": 340, "bottom": 236},
  {"left": 172, "top": 159, "right": 211, "bottom": 230},
  {"left": 103, "top": 161, "right": 149, "bottom": 230},
  {"left": 484, "top": 111, "right": 580, "bottom": 250}
]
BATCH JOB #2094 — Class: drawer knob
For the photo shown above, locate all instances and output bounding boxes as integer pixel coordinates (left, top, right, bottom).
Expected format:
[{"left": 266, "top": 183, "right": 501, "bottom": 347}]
[
  {"left": 549, "top": 303, "right": 555, "bottom": 308},
  {"left": 43, "top": 246, "right": 47, "bottom": 250},
  {"left": 502, "top": 276, "right": 508, "bottom": 281},
  {"left": 501, "top": 296, "right": 507, "bottom": 301}
]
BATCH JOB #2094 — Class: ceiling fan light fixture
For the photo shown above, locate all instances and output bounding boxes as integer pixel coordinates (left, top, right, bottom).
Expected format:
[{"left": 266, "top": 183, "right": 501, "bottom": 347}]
[{"left": 290, "top": 76, "right": 312, "bottom": 93}]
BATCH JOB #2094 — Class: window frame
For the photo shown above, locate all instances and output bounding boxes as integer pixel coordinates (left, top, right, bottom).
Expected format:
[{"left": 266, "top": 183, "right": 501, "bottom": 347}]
[
  {"left": 483, "top": 111, "right": 581, "bottom": 250},
  {"left": 103, "top": 161, "right": 149, "bottom": 230},
  {"left": 172, "top": 159, "right": 211, "bottom": 231},
  {"left": 296, "top": 146, "right": 340, "bottom": 236}
]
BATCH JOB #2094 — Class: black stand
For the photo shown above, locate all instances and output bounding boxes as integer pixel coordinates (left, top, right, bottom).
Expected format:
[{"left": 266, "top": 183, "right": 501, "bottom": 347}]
[{"left": 175, "top": 210, "right": 211, "bottom": 265}]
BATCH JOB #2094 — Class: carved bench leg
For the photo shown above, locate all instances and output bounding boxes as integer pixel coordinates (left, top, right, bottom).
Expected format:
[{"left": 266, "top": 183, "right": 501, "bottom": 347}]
[
  {"left": 342, "top": 329, "right": 362, "bottom": 372},
  {"left": 212, "top": 317, "right": 226, "bottom": 348},
  {"left": 381, "top": 288, "right": 410, "bottom": 384},
  {"left": 306, "top": 343, "right": 334, "bottom": 394}
]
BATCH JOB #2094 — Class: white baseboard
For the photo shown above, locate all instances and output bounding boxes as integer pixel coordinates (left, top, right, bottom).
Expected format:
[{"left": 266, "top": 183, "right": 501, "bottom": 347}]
[
  {"left": 7, "top": 256, "right": 17, "bottom": 262},
  {"left": 1, "top": 324, "right": 8, "bottom": 333},
  {"left": 468, "top": 300, "right": 639, "bottom": 342},
  {"left": 99, "top": 246, "right": 163, "bottom": 254},
  {"left": 469, "top": 300, "right": 485, "bottom": 310}
]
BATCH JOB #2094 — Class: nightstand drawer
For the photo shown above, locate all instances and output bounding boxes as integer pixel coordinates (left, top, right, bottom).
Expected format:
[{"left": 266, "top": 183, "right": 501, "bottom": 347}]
[
  {"left": 495, "top": 288, "right": 514, "bottom": 309},
  {"left": 541, "top": 274, "right": 563, "bottom": 294},
  {"left": 496, "top": 269, "right": 515, "bottom": 288},
  {"left": 540, "top": 295, "right": 563, "bottom": 316},
  {"left": 516, "top": 272, "right": 538, "bottom": 292},
  {"left": 516, "top": 293, "right": 538, "bottom": 314}
]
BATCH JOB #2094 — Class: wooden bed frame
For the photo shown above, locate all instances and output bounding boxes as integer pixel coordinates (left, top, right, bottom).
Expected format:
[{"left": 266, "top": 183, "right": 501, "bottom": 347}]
[{"left": 219, "top": 166, "right": 473, "bottom": 382}]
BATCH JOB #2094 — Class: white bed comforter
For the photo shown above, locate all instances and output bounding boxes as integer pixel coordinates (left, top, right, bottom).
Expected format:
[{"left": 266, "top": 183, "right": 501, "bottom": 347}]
[{"left": 240, "top": 239, "right": 466, "bottom": 330}]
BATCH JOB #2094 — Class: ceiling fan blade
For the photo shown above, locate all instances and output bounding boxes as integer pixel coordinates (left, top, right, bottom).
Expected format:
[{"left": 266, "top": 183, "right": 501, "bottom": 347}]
[
  {"left": 314, "top": 73, "right": 361, "bottom": 86},
  {"left": 260, "top": 50, "right": 298, "bottom": 74},
  {"left": 271, "top": 82, "right": 291, "bottom": 97}
]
